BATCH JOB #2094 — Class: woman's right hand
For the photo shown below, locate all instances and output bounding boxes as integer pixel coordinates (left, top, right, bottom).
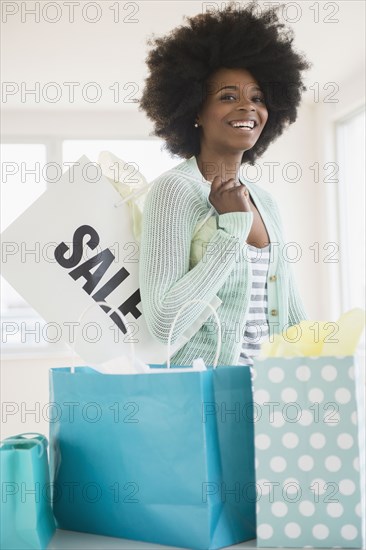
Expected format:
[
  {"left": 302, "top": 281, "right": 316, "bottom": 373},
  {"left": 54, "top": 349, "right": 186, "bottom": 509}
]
[{"left": 208, "top": 176, "right": 252, "bottom": 214}]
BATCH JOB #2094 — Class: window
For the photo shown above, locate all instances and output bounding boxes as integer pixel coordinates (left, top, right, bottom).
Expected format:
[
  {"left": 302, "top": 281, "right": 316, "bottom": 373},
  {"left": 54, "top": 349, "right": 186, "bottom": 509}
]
[
  {"left": 1, "top": 144, "right": 50, "bottom": 350},
  {"left": 62, "top": 140, "right": 178, "bottom": 181},
  {"left": 336, "top": 106, "right": 366, "bottom": 359},
  {"left": 1, "top": 139, "right": 178, "bottom": 354},
  {"left": 336, "top": 107, "right": 366, "bottom": 312}
]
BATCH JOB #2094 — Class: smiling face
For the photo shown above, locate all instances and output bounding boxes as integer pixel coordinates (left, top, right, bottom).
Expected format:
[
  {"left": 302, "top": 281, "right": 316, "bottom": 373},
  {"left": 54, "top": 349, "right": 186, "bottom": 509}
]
[{"left": 196, "top": 67, "right": 269, "bottom": 156}]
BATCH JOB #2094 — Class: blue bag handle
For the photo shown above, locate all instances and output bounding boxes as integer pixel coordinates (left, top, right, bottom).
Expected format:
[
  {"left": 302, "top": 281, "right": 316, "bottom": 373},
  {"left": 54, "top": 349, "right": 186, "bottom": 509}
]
[
  {"left": 0, "top": 432, "right": 47, "bottom": 458},
  {"left": 166, "top": 299, "right": 222, "bottom": 369}
]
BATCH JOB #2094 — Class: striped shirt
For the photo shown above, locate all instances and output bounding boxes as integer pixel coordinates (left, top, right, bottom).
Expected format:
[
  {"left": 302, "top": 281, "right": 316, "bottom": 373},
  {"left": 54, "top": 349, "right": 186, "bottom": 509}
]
[{"left": 238, "top": 243, "right": 271, "bottom": 366}]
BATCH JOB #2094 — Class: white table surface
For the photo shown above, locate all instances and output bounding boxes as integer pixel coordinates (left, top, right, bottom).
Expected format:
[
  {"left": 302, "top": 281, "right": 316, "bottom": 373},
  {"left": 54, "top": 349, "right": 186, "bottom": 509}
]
[
  {"left": 47, "top": 529, "right": 359, "bottom": 550},
  {"left": 47, "top": 530, "right": 256, "bottom": 549}
]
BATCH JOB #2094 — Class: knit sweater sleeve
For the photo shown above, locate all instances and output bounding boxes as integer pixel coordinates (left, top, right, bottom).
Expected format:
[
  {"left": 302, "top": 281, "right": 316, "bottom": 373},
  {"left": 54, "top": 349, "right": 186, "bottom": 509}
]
[
  {"left": 139, "top": 171, "right": 254, "bottom": 344},
  {"left": 287, "top": 262, "right": 309, "bottom": 325}
]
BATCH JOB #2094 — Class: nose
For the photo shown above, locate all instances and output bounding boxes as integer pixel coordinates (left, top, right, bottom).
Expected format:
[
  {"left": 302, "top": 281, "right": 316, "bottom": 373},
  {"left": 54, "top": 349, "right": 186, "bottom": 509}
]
[
  {"left": 235, "top": 87, "right": 257, "bottom": 110},
  {"left": 236, "top": 96, "right": 256, "bottom": 110}
]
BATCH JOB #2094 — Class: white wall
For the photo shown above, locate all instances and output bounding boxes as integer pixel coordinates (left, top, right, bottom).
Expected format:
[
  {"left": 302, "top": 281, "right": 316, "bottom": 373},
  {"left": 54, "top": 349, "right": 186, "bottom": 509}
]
[
  {"left": 1, "top": 353, "right": 77, "bottom": 439},
  {"left": 2, "top": 109, "right": 153, "bottom": 139}
]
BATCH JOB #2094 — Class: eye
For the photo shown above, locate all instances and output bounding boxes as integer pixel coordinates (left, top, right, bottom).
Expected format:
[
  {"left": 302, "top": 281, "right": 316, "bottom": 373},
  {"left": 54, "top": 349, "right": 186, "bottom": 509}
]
[
  {"left": 220, "top": 94, "right": 237, "bottom": 101},
  {"left": 220, "top": 94, "right": 265, "bottom": 103}
]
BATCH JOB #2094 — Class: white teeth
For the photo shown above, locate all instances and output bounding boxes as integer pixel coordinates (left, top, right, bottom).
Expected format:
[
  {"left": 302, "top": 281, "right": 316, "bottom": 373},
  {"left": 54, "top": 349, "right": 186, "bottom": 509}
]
[{"left": 230, "top": 120, "right": 255, "bottom": 129}]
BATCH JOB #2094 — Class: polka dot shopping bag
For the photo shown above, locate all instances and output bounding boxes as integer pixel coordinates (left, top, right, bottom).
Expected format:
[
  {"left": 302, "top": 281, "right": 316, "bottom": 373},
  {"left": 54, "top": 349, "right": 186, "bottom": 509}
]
[{"left": 252, "top": 309, "right": 365, "bottom": 548}]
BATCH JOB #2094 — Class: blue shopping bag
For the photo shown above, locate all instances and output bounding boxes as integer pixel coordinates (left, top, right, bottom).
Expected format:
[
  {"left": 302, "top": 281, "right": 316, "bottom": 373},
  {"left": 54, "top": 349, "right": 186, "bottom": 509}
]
[
  {"left": 49, "top": 300, "right": 256, "bottom": 549},
  {"left": 0, "top": 433, "right": 56, "bottom": 550}
]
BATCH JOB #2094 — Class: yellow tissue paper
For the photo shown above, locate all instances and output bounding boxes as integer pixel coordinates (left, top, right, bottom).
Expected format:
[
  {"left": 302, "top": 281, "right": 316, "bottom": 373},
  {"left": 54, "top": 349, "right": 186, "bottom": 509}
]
[
  {"left": 98, "top": 150, "right": 150, "bottom": 243},
  {"left": 259, "top": 308, "right": 366, "bottom": 358}
]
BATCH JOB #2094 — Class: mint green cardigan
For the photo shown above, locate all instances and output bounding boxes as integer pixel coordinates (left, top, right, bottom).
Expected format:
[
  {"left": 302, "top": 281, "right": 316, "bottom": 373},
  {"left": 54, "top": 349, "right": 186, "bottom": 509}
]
[{"left": 139, "top": 155, "right": 308, "bottom": 366}]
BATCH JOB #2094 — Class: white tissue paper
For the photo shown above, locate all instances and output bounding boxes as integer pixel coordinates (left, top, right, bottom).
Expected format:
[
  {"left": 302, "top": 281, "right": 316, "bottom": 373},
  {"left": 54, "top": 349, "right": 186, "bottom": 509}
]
[
  {"left": 91, "top": 356, "right": 207, "bottom": 375},
  {"left": 90, "top": 354, "right": 150, "bottom": 375}
]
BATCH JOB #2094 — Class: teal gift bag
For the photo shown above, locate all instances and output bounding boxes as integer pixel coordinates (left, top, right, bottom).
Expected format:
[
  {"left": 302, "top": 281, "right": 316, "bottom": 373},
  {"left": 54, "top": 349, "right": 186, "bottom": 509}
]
[
  {"left": 49, "top": 300, "right": 256, "bottom": 550},
  {"left": 0, "top": 433, "right": 56, "bottom": 549},
  {"left": 253, "top": 354, "right": 365, "bottom": 548}
]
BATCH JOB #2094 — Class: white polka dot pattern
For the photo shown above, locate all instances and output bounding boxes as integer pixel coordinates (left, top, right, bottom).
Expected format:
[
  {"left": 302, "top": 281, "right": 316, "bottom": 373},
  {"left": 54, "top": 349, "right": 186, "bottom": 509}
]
[{"left": 252, "top": 356, "right": 363, "bottom": 548}]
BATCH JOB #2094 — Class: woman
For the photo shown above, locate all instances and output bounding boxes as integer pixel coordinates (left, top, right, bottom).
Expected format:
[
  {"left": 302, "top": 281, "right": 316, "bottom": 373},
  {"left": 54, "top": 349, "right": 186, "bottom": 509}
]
[{"left": 138, "top": 1, "right": 312, "bottom": 366}]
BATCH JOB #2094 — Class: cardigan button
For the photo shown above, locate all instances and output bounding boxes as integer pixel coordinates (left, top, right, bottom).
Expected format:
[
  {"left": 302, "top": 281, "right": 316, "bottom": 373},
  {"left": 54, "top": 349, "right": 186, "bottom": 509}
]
[
  {"left": 269, "top": 275, "right": 277, "bottom": 282},
  {"left": 271, "top": 309, "right": 278, "bottom": 316}
]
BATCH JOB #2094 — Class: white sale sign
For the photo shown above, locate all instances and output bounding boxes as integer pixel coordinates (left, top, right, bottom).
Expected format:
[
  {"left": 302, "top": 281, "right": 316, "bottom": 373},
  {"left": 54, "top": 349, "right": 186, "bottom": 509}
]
[{"left": 1, "top": 155, "right": 218, "bottom": 365}]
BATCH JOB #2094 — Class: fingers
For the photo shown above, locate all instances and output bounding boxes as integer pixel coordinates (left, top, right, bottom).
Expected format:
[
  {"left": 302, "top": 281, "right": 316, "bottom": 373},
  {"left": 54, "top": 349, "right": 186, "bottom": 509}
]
[
  {"left": 211, "top": 177, "right": 240, "bottom": 191},
  {"left": 226, "top": 186, "right": 250, "bottom": 205},
  {"left": 210, "top": 175, "right": 224, "bottom": 192},
  {"left": 226, "top": 182, "right": 249, "bottom": 194},
  {"left": 220, "top": 178, "right": 238, "bottom": 191},
  {"left": 210, "top": 177, "right": 250, "bottom": 201}
]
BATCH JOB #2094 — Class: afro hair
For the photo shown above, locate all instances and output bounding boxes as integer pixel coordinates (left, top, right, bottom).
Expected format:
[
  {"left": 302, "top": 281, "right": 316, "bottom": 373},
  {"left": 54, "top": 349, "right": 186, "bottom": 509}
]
[{"left": 138, "top": 0, "right": 312, "bottom": 165}]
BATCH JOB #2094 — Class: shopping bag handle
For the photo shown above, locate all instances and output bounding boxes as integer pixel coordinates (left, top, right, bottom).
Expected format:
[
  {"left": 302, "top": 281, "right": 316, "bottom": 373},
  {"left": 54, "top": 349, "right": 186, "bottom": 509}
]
[
  {"left": 71, "top": 300, "right": 135, "bottom": 374},
  {"left": 113, "top": 182, "right": 154, "bottom": 208},
  {"left": 166, "top": 299, "right": 222, "bottom": 369},
  {"left": 97, "top": 149, "right": 153, "bottom": 209},
  {"left": 0, "top": 432, "right": 47, "bottom": 458}
]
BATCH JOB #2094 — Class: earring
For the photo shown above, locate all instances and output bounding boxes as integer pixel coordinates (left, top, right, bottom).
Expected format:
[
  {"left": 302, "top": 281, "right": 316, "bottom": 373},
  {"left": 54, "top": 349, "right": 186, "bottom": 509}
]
[{"left": 194, "top": 122, "right": 199, "bottom": 127}]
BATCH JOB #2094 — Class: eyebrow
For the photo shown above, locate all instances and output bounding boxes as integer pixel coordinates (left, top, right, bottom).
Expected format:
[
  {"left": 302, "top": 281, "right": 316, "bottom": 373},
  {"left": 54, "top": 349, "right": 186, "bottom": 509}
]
[{"left": 216, "top": 85, "right": 263, "bottom": 94}]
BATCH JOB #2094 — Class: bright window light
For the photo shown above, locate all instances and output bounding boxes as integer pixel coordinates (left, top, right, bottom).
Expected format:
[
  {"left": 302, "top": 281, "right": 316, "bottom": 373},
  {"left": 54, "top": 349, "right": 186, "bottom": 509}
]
[
  {"left": 1, "top": 144, "right": 47, "bottom": 317},
  {"left": 336, "top": 107, "right": 366, "bottom": 312},
  {"left": 1, "top": 144, "right": 47, "bottom": 233},
  {"left": 62, "top": 139, "right": 180, "bottom": 181}
]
